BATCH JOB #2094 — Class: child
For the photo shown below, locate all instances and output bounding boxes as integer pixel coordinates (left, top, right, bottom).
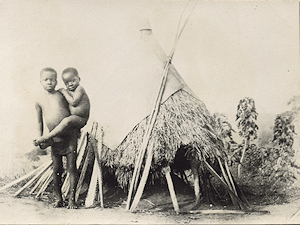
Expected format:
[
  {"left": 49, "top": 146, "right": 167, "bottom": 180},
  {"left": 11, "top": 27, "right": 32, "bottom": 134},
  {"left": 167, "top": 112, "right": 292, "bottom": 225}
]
[
  {"left": 34, "top": 67, "right": 90, "bottom": 146},
  {"left": 34, "top": 67, "right": 78, "bottom": 209}
]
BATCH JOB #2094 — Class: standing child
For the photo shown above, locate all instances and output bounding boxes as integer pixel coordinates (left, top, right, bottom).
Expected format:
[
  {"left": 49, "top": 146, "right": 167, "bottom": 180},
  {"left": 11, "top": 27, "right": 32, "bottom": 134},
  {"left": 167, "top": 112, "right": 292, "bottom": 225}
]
[
  {"left": 34, "top": 67, "right": 79, "bottom": 208},
  {"left": 34, "top": 67, "right": 90, "bottom": 146}
]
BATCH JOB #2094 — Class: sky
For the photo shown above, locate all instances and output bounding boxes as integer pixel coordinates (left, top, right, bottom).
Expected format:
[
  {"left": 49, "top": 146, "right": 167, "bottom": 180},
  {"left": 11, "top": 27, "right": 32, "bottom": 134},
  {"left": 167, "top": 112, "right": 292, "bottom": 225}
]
[{"left": 0, "top": 0, "right": 299, "bottom": 176}]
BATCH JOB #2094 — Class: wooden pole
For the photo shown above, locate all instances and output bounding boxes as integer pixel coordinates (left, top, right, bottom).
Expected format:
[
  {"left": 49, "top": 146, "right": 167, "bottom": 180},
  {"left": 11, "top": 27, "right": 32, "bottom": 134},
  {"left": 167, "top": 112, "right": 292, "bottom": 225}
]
[
  {"left": 0, "top": 160, "right": 51, "bottom": 192},
  {"left": 238, "top": 139, "right": 248, "bottom": 179},
  {"left": 204, "top": 160, "right": 248, "bottom": 211},
  {"left": 129, "top": 60, "right": 171, "bottom": 212},
  {"left": 163, "top": 167, "right": 180, "bottom": 214},
  {"left": 62, "top": 131, "right": 88, "bottom": 200},
  {"left": 126, "top": 27, "right": 181, "bottom": 210},
  {"left": 75, "top": 123, "right": 97, "bottom": 202},
  {"left": 29, "top": 163, "right": 52, "bottom": 195},
  {"left": 217, "top": 157, "right": 238, "bottom": 208},
  {"left": 188, "top": 209, "right": 246, "bottom": 214},
  {"left": 75, "top": 142, "right": 93, "bottom": 202},
  {"left": 231, "top": 174, "right": 251, "bottom": 208},
  {"left": 77, "top": 132, "right": 88, "bottom": 154},
  {"left": 126, "top": 71, "right": 169, "bottom": 210},
  {"left": 35, "top": 168, "right": 53, "bottom": 198},
  {"left": 76, "top": 132, "right": 88, "bottom": 167},
  {"left": 128, "top": 12, "right": 196, "bottom": 211},
  {"left": 224, "top": 160, "right": 237, "bottom": 196},
  {"left": 85, "top": 160, "right": 98, "bottom": 207},
  {"left": 14, "top": 162, "right": 51, "bottom": 197},
  {"left": 129, "top": 144, "right": 154, "bottom": 212},
  {"left": 61, "top": 174, "right": 70, "bottom": 200},
  {"left": 85, "top": 123, "right": 104, "bottom": 207},
  {"left": 29, "top": 174, "right": 46, "bottom": 194},
  {"left": 95, "top": 127, "right": 104, "bottom": 207}
]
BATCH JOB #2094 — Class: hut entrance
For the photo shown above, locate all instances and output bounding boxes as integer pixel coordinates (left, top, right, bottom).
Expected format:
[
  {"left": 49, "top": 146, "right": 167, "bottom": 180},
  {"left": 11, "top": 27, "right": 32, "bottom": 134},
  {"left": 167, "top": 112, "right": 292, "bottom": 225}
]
[{"left": 170, "top": 145, "right": 236, "bottom": 210}]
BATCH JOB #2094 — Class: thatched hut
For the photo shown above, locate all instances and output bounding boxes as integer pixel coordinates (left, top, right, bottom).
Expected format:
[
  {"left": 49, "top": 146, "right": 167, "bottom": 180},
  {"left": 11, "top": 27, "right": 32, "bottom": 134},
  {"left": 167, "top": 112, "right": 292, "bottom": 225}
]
[
  {"left": 101, "top": 89, "right": 224, "bottom": 189},
  {"left": 100, "top": 25, "right": 249, "bottom": 212}
]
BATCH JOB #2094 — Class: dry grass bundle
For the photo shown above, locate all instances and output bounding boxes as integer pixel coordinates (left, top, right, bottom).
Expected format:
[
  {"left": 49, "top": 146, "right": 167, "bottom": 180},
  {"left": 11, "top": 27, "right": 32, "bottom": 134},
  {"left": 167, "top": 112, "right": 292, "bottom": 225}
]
[{"left": 101, "top": 89, "right": 225, "bottom": 189}]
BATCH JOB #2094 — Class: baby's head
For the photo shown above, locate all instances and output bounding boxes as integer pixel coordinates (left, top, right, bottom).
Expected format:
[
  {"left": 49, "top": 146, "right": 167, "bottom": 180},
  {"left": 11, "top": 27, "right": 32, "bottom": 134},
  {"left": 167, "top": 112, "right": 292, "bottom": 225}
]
[
  {"left": 40, "top": 67, "right": 57, "bottom": 92},
  {"left": 62, "top": 67, "right": 80, "bottom": 91}
]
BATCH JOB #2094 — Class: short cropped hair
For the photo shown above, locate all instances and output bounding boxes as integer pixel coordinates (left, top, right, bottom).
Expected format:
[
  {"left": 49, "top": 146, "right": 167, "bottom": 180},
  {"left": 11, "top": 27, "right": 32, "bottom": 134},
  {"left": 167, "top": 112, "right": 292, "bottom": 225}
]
[
  {"left": 40, "top": 67, "right": 57, "bottom": 77},
  {"left": 62, "top": 67, "right": 79, "bottom": 77}
]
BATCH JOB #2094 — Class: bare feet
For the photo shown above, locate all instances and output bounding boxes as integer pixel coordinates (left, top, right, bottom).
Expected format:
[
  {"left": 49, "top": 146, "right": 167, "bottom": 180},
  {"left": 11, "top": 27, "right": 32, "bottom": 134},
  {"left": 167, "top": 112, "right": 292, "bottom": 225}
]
[
  {"left": 67, "top": 201, "right": 78, "bottom": 209},
  {"left": 39, "top": 140, "right": 54, "bottom": 149},
  {"left": 34, "top": 136, "right": 47, "bottom": 146},
  {"left": 53, "top": 200, "right": 65, "bottom": 208},
  {"left": 34, "top": 137, "right": 64, "bottom": 149},
  {"left": 33, "top": 139, "right": 54, "bottom": 149}
]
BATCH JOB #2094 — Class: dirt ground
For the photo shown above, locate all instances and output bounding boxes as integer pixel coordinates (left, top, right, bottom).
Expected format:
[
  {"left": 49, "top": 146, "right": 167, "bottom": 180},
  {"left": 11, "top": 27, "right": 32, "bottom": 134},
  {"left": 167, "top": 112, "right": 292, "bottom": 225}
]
[
  {"left": 1, "top": 153, "right": 300, "bottom": 224},
  {"left": 1, "top": 184, "right": 300, "bottom": 224}
]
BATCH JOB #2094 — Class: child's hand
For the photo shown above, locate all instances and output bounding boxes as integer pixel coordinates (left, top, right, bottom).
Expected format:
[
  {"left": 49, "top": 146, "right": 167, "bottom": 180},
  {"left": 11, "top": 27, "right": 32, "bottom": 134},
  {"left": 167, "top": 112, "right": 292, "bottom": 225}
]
[{"left": 59, "top": 88, "right": 67, "bottom": 94}]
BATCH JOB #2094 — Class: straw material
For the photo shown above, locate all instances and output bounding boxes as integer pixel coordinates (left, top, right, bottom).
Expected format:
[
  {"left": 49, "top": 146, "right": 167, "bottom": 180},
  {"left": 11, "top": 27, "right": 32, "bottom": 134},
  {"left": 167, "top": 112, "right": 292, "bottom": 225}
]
[{"left": 101, "top": 89, "right": 224, "bottom": 188}]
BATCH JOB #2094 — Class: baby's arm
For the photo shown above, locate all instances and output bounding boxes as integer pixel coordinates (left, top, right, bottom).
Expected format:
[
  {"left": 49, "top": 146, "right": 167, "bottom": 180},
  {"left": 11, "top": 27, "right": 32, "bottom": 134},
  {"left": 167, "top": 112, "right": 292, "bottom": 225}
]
[
  {"left": 60, "top": 86, "right": 84, "bottom": 107},
  {"left": 35, "top": 102, "right": 43, "bottom": 136}
]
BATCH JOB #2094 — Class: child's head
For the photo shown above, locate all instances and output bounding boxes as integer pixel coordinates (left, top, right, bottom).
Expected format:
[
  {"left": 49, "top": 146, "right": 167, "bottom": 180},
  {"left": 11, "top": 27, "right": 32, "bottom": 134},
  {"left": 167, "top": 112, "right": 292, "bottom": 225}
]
[
  {"left": 62, "top": 67, "right": 80, "bottom": 91},
  {"left": 40, "top": 67, "right": 57, "bottom": 92}
]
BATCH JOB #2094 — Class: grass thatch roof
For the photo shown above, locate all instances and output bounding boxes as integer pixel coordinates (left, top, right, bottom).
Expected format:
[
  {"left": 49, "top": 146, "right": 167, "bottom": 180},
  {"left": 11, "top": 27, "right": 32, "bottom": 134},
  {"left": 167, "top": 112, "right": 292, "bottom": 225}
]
[{"left": 101, "top": 89, "right": 225, "bottom": 189}]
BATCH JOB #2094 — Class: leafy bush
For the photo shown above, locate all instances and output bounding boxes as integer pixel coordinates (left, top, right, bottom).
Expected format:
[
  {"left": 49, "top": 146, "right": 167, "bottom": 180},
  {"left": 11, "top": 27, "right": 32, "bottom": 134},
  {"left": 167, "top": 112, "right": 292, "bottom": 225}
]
[
  {"left": 228, "top": 97, "right": 300, "bottom": 201},
  {"left": 243, "top": 144, "right": 263, "bottom": 176},
  {"left": 237, "top": 111, "right": 300, "bottom": 199},
  {"left": 259, "top": 112, "right": 299, "bottom": 193}
]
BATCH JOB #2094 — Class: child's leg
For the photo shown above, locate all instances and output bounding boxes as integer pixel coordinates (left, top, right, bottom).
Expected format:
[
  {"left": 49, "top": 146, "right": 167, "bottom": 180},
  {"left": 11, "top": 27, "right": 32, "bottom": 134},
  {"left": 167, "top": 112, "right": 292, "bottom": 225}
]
[
  {"left": 34, "top": 115, "right": 87, "bottom": 145},
  {"left": 51, "top": 153, "right": 64, "bottom": 207},
  {"left": 66, "top": 130, "right": 78, "bottom": 209}
]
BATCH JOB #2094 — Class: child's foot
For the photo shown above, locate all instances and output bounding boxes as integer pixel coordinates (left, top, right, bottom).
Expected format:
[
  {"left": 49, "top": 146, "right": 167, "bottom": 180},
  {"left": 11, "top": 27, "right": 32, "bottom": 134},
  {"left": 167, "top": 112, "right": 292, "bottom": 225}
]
[
  {"left": 67, "top": 201, "right": 78, "bottom": 209},
  {"left": 34, "top": 136, "right": 46, "bottom": 146},
  {"left": 33, "top": 140, "right": 39, "bottom": 147},
  {"left": 53, "top": 200, "right": 65, "bottom": 208},
  {"left": 38, "top": 139, "right": 54, "bottom": 149},
  {"left": 33, "top": 136, "right": 63, "bottom": 148}
]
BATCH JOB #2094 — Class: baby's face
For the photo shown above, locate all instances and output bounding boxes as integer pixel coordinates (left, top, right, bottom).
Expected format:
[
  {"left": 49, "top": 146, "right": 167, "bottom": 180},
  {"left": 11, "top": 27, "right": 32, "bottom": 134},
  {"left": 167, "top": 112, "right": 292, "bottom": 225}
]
[
  {"left": 40, "top": 71, "right": 57, "bottom": 92},
  {"left": 62, "top": 72, "right": 80, "bottom": 91}
]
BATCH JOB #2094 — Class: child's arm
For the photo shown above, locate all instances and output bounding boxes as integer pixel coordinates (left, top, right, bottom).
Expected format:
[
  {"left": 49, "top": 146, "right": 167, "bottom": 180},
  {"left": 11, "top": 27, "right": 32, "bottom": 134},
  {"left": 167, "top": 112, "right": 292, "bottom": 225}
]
[
  {"left": 35, "top": 102, "right": 43, "bottom": 136},
  {"left": 60, "top": 86, "right": 84, "bottom": 107}
]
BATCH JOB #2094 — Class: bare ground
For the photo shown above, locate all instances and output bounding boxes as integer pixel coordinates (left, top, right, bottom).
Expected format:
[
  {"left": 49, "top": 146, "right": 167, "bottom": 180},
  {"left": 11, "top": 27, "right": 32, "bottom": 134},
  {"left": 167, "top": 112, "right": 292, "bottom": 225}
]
[
  {"left": 1, "top": 185, "right": 300, "bottom": 224},
  {"left": 1, "top": 153, "right": 300, "bottom": 224}
]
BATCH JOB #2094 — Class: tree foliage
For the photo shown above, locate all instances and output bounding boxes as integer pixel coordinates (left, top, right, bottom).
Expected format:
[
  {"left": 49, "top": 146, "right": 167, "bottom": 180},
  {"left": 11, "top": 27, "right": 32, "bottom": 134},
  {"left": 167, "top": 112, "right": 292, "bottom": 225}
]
[
  {"left": 212, "top": 113, "right": 235, "bottom": 151},
  {"left": 235, "top": 97, "right": 259, "bottom": 178},
  {"left": 228, "top": 96, "right": 300, "bottom": 199},
  {"left": 260, "top": 111, "right": 299, "bottom": 192},
  {"left": 236, "top": 97, "right": 258, "bottom": 141},
  {"left": 273, "top": 112, "right": 295, "bottom": 147}
]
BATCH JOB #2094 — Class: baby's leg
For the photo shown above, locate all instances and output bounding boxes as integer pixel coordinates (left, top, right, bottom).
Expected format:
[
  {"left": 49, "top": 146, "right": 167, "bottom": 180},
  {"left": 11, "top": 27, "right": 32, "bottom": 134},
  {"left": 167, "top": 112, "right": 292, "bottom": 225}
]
[
  {"left": 35, "top": 115, "right": 87, "bottom": 145},
  {"left": 51, "top": 153, "right": 64, "bottom": 208},
  {"left": 66, "top": 130, "right": 78, "bottom": 209}
]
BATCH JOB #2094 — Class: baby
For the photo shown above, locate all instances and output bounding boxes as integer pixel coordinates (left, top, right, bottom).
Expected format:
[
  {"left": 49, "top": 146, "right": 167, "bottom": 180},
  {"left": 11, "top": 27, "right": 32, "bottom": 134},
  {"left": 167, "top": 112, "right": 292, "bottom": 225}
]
[{"left": 34, "top": 67, "right": 90, "bottom": 147}]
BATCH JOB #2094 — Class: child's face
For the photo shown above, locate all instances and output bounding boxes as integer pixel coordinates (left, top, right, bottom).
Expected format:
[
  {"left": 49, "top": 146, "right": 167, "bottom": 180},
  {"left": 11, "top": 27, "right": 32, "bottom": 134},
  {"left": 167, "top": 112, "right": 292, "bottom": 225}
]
[
  {"left": 62, "top": 72, "right": 80, "bottom": 91},
  {"left": 40, "top": 71, "right": 57, "bottom": 92}
]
